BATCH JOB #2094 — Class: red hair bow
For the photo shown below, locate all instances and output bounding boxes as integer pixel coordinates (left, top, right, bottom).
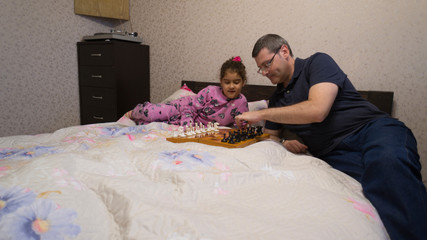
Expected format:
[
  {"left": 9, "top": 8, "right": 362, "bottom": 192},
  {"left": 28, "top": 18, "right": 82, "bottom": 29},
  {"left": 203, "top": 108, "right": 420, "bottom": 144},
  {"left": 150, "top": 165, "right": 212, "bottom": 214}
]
[{"left": 232, "top": 56, "right": 241, "bottom": 62}]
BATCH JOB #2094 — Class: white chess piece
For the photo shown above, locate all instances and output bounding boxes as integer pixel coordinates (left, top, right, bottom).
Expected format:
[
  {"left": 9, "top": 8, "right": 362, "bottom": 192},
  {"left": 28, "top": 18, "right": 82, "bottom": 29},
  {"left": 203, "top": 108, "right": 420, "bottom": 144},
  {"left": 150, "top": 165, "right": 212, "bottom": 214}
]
[
  {"left": 200, "top": 124, "right": 206, "bottom": 133},
  {"left": 173, "top": 130, "right": 179, "bottom": 137},
  {"left": 178, "top": 126, "right": 186, "bottom": 137},
  {"left": 214, "top": 122, "right": 219, "bottom": 131},
  {"left": 195, "top": 123, "right": 201, "bottom": 134},
  {"left": 186, "top": 126, "right": 195, "bottom": 136}
]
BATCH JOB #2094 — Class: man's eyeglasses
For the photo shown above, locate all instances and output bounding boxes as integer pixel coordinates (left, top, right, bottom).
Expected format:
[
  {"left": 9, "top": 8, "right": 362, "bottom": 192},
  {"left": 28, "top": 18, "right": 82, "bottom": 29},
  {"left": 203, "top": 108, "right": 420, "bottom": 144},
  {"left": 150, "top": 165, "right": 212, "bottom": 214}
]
[{"left": 257, "top": 48, "right": 280, "bottom": 75}]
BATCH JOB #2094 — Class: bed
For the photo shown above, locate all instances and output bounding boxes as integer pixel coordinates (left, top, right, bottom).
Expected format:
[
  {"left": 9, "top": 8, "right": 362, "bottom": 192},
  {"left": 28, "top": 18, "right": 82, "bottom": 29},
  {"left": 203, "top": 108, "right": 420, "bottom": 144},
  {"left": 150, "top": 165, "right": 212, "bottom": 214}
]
[{"left": 0, "top": 81, "right": 392, "bottom": 239}]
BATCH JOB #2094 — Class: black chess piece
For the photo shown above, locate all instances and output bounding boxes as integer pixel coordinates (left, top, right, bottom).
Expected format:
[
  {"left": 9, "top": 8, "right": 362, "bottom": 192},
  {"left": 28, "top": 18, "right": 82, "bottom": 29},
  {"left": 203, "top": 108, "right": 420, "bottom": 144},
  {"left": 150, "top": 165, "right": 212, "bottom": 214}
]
[
  {"left": 241, "top": 129, "right": 247, "bottom": 140},
  {"left": 228, "top": 135, "right": 235, "bottom": 144},
  {"left": 256, "top": 126, "right": 263, "bottom": 136},
  {"left": 221, "top": 133, "right": 227, "bottom": 142},
  {"left": 234, "top": 131, "right": 241, "bottom": 142}
]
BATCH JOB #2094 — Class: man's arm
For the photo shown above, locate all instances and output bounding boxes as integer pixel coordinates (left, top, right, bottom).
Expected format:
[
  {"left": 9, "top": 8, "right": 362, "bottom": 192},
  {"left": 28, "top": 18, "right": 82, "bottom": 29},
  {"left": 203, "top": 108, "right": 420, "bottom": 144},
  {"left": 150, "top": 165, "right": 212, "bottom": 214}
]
[
  {"left": 236, "top": 82, "right": 338, "bottom": 126},
  {"left": 264, "top": 128, "right": 308, "bottom": 153},
  {"left": 264, "top": 128, "right": 280, "bottom": 140}
]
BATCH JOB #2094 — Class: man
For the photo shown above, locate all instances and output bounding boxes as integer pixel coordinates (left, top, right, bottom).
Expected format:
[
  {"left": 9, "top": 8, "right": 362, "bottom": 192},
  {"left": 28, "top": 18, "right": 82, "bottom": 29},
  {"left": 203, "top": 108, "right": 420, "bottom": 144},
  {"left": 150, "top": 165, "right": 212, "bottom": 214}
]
[{"left": 235, "top": 33, "right": 427, "bottom": 240}]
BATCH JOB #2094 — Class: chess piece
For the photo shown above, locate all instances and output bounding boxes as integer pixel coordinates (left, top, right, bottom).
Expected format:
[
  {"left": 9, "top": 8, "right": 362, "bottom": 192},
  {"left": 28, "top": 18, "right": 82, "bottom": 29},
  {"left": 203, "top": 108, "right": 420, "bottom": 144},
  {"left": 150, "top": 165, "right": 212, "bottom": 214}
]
[
  {"left": 228, "top": 133, "right": 235, "bottom": 144},
  {"left": 195, "top": 123, "right": 201, "bottom": 134},
  {"left": 186, "top": 126, "right": 195, "bottom": 136},
  {"left": 214, "top": 122, "right": 219, "bottom": 131},
  {"left": 173, "top": 130, "right": 179, "bottom": 137},
  {"left": 178, "top": 126, "right": 186, "bottom": 137},
  {"left": 221, "top": 133, "right": 227, "bottom": 142},
  {"left": 207, "top": 122, "right": 213, "bottom": 132},
  {"left": 200, "top": 124, "right": 206, "bottom": 133},
  {"left": 256, "top": 126, "right": 263, "bottom": 136},
  {"left": 235, "top": 131, "right": 241, "bottom": 143}
]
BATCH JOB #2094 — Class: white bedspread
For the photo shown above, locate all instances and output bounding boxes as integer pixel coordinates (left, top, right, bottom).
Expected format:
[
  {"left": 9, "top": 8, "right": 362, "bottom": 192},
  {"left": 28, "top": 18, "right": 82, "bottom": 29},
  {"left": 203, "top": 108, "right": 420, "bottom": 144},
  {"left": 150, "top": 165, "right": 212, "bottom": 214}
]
[{"left": 0, "top": 122, "right": 388, "bottom": 239}]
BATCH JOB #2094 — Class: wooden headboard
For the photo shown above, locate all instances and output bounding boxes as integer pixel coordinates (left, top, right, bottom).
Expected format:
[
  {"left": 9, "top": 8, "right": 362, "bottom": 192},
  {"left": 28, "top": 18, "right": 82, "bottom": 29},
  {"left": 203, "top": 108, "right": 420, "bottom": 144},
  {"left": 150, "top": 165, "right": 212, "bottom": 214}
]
[
  {"left": 182, "top": 80, "right": 394, "bottom": 116},
  {"left": 357, "top": 91, "right": 394, "bottom": 116}
]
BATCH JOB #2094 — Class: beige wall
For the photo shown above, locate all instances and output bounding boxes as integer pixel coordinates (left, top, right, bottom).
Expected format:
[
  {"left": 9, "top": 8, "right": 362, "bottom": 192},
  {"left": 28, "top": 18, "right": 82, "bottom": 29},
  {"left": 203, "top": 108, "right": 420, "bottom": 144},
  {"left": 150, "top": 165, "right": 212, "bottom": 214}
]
[
  {"left": 1, "top": 0, "right": 426, "bottom": 183},
  {"left": 0, "top": 0, "right": 117, "bottom": 136}
]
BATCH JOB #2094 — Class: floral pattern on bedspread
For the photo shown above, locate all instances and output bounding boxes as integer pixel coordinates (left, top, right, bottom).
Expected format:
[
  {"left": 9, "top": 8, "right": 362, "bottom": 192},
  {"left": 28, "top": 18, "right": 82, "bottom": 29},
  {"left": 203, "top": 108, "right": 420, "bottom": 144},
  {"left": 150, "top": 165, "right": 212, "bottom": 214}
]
[
  {"left": 0, "top": 146, "right": 58, "bottom": 161},
  {"left": 157, "top": 150, "right": 216, "bottom": 170},
  {"left": 0, "top": 186, "right": 81, "bottom": 240},
  {"left": 0, "top": 123, "right": 177, "bottom": 162},
  {"left": 0, "top": 122, "right": 389, "bottom": 239}
]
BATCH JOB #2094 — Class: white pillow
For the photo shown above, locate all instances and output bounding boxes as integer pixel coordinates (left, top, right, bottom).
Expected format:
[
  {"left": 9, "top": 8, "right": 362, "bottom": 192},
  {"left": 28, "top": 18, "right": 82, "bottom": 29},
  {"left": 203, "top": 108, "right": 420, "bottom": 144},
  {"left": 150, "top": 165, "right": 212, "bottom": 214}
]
[
  {"left": 161, "top": 85, "right": 196, "bottom": 103},
  {"left": 247, "top": 100, "right": 268, "bottom": 127},
  {"left": 248, "top": 100, "right": 268, "bottom": 112}
]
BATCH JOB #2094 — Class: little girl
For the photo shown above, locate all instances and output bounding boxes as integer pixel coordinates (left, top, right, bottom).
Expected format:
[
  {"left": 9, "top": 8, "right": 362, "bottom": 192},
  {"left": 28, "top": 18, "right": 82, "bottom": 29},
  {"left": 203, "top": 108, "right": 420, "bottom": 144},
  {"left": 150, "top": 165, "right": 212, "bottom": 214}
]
[{"left": 128, "top": 56, "right": 248, "bottom": 127}]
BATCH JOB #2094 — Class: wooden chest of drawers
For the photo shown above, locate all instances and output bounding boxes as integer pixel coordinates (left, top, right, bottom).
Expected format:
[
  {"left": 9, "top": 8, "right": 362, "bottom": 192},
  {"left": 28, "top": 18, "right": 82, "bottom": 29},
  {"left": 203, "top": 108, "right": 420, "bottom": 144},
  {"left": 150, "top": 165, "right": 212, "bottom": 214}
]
[{"left": 77, "top": 41, "right": 150, "bottom": 124}]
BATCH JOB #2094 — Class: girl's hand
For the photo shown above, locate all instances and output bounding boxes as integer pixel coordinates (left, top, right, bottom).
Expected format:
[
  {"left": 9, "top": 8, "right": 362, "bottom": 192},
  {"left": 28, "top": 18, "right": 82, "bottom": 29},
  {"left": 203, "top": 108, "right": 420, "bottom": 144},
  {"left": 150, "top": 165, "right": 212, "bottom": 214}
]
[{"left": 283, "top": 140, "right": 308, "bottom": 154}]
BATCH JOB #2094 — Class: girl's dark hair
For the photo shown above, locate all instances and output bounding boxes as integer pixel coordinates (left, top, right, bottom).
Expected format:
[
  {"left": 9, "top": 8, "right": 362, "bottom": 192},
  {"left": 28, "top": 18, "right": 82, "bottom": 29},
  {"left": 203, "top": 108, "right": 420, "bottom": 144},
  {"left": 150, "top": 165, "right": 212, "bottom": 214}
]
[{"left": 220, "top": 57, "right": 247, "bottom": 82}]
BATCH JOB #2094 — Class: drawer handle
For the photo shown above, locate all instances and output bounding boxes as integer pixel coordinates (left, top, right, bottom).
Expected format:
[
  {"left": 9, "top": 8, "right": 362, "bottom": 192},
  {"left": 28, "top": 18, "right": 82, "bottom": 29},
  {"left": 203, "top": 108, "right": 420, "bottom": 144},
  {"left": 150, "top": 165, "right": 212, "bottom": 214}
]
[
  {"left": 93, "top": 116, "right": 104, "bottom": 120},
  {"left": 91, "top": 75, "right": 102, "bottom": 78},
  {"left": 90, "top": 53, "right": 102, "bottom": 57},
  {"left": 92, "top": 96, "right": 103, "bottom": 100}
]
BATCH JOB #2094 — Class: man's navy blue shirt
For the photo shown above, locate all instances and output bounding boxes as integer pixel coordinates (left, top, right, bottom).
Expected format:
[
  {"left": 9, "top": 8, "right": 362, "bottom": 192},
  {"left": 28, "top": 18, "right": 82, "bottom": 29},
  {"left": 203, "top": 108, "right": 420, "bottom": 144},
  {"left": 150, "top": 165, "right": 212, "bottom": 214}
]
[{"left": 266, "top": 53, "right": 388, "bottom": 157}]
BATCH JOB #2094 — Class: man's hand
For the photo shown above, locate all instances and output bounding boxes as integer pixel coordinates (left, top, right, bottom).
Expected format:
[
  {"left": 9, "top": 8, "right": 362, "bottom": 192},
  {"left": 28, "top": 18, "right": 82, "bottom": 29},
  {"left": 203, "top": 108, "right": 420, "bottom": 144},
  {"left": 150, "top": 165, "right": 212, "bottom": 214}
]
[
  {"left": 235, "top": 111, "right": 263, "bottom": 128},
  {"left": 283, "top": 140, "right": 308, "bottom": 154}
]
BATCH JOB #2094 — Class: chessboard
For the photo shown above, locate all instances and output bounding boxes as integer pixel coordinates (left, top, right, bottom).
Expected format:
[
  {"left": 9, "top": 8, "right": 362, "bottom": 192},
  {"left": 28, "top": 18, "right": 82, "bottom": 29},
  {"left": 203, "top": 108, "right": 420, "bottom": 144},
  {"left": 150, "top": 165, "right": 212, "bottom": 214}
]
[{"left": 166, "top": 126, "right": 270, "bottom": 148}]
